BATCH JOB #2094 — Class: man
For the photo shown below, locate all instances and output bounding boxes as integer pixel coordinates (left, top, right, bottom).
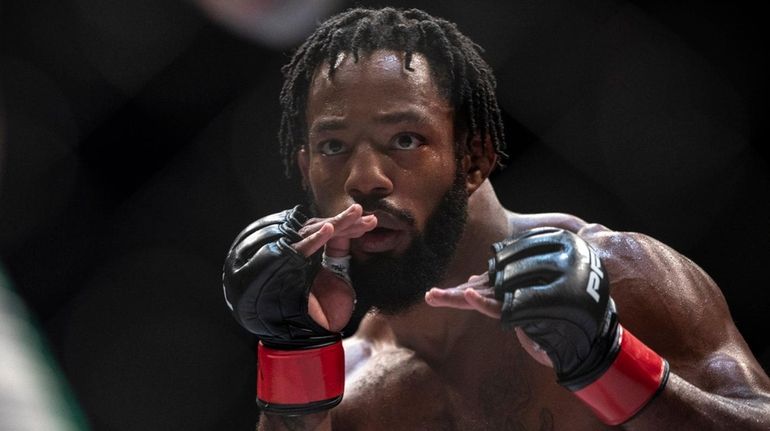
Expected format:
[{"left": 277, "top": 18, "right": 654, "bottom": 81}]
[{"left": 223, "top": 7, "right": 770, "bottom": 430}]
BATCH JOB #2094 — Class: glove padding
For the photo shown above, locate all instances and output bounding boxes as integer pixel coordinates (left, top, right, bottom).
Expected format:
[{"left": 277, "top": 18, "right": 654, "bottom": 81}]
[
  {"left": 489, "top": 227, "right": 620, "bottom": 389},
  {"left": 222, "top": 206, "right": 337, "bottom": 347}
]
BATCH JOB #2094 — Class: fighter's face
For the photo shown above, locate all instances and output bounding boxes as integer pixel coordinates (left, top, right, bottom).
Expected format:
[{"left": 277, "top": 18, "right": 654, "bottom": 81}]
[{"left": 301, "top": 50, "right": 460, "bottom": 261}]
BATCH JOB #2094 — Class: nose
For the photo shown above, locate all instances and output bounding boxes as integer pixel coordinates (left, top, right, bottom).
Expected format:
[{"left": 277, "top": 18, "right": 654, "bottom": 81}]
[{"left": 344, "top": 146, "right": 394, "bottom": 201}]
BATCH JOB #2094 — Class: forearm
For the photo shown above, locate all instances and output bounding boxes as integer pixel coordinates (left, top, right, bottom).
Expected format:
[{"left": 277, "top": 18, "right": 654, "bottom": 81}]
[
  {"left": 624, "top": 373, "right": 770, "bottom": 430},
  {"left": 258, "top": 412, "right": 332, "bottom": 431}
]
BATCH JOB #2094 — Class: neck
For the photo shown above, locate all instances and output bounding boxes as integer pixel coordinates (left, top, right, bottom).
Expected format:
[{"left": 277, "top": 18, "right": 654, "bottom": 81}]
[{"left": 378, "top": 180, "right": 512, "bottom": 363}]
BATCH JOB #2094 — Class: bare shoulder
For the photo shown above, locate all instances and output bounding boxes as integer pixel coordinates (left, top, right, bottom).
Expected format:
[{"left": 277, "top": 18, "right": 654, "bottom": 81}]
[
  {"left": 510, "top": 211, "right": 770, "bottom": 396},
  {"left": 507, "top": 210, "right": 589, "bottom": 234},
  {"left": 573, "top": 224, "right": 727, "bottom": 348},
  {"left": 575, "top": 224, "right": 727, "bottom": 350},
  {"left": 575, "top": 224, "right": 770, "bottom": 397},
  {"left": 509, "top": 212, "right": 727, "bottom": 341}
]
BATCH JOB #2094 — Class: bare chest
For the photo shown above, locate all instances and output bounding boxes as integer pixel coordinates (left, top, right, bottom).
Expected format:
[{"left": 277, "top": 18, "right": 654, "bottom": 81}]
[{"left": 332, "top": 344, "right": 608, "bottom": 431}]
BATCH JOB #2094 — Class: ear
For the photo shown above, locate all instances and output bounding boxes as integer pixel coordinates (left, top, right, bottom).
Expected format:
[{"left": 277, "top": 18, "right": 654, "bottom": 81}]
[
  {"left": 297, "top": 146, "right": 310, "bottom": 190},
  {"left": 462, "top": 135, "right": 497, "bottom": 196}
]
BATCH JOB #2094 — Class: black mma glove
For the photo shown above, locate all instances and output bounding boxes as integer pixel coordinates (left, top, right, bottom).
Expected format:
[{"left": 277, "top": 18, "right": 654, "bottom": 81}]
[
  {"left": 489, "top": 227, "right": 669, "bottom": 425},
  {"left": 222, "top": 206, "right": 344, "bottom": 415}
]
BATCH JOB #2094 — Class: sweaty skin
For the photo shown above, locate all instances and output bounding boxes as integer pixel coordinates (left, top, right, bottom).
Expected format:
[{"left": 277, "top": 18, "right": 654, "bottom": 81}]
[{"left": 260, "top": 50, "right": 770, "bottom": 430}]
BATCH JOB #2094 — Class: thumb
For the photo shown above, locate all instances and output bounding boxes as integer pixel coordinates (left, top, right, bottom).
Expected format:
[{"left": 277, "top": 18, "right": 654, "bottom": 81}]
[
  {"left": 515, "top": 327, "right": 554, "bottom": 368},
  {"left": 307, "top": 238, "right": 355, "bottom": 332},
  {"left": 309, "top": 269, "right": 356, "bottom": 332}
]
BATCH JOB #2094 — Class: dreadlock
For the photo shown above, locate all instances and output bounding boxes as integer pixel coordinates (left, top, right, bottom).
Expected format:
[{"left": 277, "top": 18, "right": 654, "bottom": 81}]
[{"left": 278, "top": 7, "right": 506, "bottom": 178}]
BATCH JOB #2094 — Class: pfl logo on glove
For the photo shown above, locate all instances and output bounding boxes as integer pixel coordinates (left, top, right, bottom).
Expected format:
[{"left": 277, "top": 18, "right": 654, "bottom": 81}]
[{"left": 579, "top": 243, "right": 604, "bottom": 303}]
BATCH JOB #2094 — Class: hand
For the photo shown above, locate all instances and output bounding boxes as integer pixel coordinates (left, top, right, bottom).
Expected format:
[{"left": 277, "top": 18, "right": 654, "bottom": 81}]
[
  {"left": 293, "top": 204, "right": 377, "bottom": 257},
  {"left": 293, "top": 204, "right": 377, "bottom": 331},
  {"left": 425, "top": 274, "right": 554, "bottom": 368},
  {"left": 222, "top": 204, "right": 375, "bottom": 342},
  {"left": 427, "top": 227, "right": 617, "bottom": 383},
  {"left": 432, "top": 227, "right": 668, "bottom": 426},
  {"left": 222, "top": 204, "right": 376, "bottom": 415}
]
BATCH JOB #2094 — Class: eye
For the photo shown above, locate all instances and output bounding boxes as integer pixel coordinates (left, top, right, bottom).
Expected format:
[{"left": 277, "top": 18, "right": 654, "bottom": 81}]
[
  {"left": 391, "top": 133, "right": 425, "bottom": 150},
  {"left": 318, "top": 139, "right": 346, "bottom": 156}
]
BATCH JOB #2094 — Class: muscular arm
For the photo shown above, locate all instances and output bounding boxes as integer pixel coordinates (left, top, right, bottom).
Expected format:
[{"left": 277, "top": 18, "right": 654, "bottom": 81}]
[
  {"left": 581, "top": 224, "right": 770, "bottom": 429},
  {"left": 426, "top": 219, "right": 770, "bottom": 429}
]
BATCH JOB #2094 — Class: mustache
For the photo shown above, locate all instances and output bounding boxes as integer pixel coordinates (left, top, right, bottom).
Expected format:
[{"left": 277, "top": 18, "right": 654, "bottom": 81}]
[{"left": 354, "top": 196, "right": 416, "bottom": 228}]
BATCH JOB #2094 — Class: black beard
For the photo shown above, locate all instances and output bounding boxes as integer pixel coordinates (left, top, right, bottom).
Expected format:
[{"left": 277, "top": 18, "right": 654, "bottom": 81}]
[{"left": 348, "top": 167, "right": 468, "bottom": 316}]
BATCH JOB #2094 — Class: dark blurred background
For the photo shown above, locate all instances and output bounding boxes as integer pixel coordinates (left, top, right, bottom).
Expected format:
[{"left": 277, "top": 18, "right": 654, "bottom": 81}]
[{"left": 1, "top": 0, "right": 767, "bottom": 429}]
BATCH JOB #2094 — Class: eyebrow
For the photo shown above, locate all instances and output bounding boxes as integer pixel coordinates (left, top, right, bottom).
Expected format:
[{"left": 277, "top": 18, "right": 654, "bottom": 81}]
[
  {"left": 310, "top": 118, "right": 346, "bottom": 134},
  {"left": 309, "top": 109, "right": 429, "bottom": 135},
  {"left": 373, "top": 109, "right": 428, "bottom": 125}
]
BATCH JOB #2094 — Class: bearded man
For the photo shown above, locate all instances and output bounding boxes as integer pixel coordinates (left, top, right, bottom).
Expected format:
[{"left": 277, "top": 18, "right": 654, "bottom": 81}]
[{"left": 223, "top": 7, "right": 770, "bottom": 430}]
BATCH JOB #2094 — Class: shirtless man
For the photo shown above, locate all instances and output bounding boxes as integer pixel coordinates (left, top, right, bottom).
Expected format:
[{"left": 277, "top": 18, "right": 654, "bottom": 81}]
[{"left": 222, "top": 7, "right": 770, "bottom": 430}]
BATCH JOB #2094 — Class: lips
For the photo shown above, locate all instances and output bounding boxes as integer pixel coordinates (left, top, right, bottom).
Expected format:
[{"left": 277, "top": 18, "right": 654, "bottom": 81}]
[
  {"left": 355, "top": 227, "right": 405, "bottom": 253},
  {"left": 352, "top": 209, "right": 410, "bottom": 254}
]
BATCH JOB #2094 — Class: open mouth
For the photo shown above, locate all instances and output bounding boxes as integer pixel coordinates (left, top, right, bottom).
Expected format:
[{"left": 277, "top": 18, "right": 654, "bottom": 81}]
[
  {"left": 349, "top": 208, "right": 412, "bottom": 255},
  {"left": 370, "top": 226, "right": 396, "bottom": 235},
  {"left": 354, "top": 226, "right": 404, "bottom": 254}
]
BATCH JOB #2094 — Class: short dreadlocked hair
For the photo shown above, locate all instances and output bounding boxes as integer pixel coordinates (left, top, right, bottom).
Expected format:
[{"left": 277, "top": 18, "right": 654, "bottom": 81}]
[{"left": 278, "top": 7, "right": 506, "bottom": 178}]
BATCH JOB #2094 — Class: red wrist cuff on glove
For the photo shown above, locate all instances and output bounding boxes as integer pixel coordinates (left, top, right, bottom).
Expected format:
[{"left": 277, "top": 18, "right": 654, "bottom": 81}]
[
  {"left": 573, "top": 325, "right": 669, "bottom": 426},
  {"left": 257, "top": 340, "right": 345, "bottom": 414}
]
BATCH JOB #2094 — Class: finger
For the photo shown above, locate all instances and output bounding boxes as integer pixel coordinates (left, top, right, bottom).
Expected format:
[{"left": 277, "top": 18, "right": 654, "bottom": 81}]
[
  {"left": 297, "top": 218, "right": 330, "bottom": 238},
  {"left": 463, "top": 289, "right": 502, "bottom": 319},
  {"left": 468, "top": 274, "right": 491, "bottom": 290},
  {"left": 307, "top": 292, "right": 331, "bottom": 331},
  {"left": 464, "top": 272, "right": 490, "bottom": 289},
  {"left": 293, "top": 223, "right": 334, "bottom": 257},
  {"left": 297, "top": 204, "right": 362, "bottom": 238},
  {"left": 324, "top": 204, "right": 364, "bottom": 233},
  {"left": 424, "top": 270, "right": 492, "bottom": 307},
  {"left": 308, "top": 270, "right": 356, "bottom": 332},
  {"left": 333, "top": 214, "right": 377, "bottom": 239},
  {"left": 323, "top": 214, "right": 377, "bottom": 258},
  {"left": 424, "top": 287, "right": 475, "bottom": 310}
]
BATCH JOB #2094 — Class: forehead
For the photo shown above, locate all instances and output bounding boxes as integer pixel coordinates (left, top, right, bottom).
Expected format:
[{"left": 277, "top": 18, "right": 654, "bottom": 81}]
[{"left": 307, "top": 50, "right": 451, "bottom": 119}]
